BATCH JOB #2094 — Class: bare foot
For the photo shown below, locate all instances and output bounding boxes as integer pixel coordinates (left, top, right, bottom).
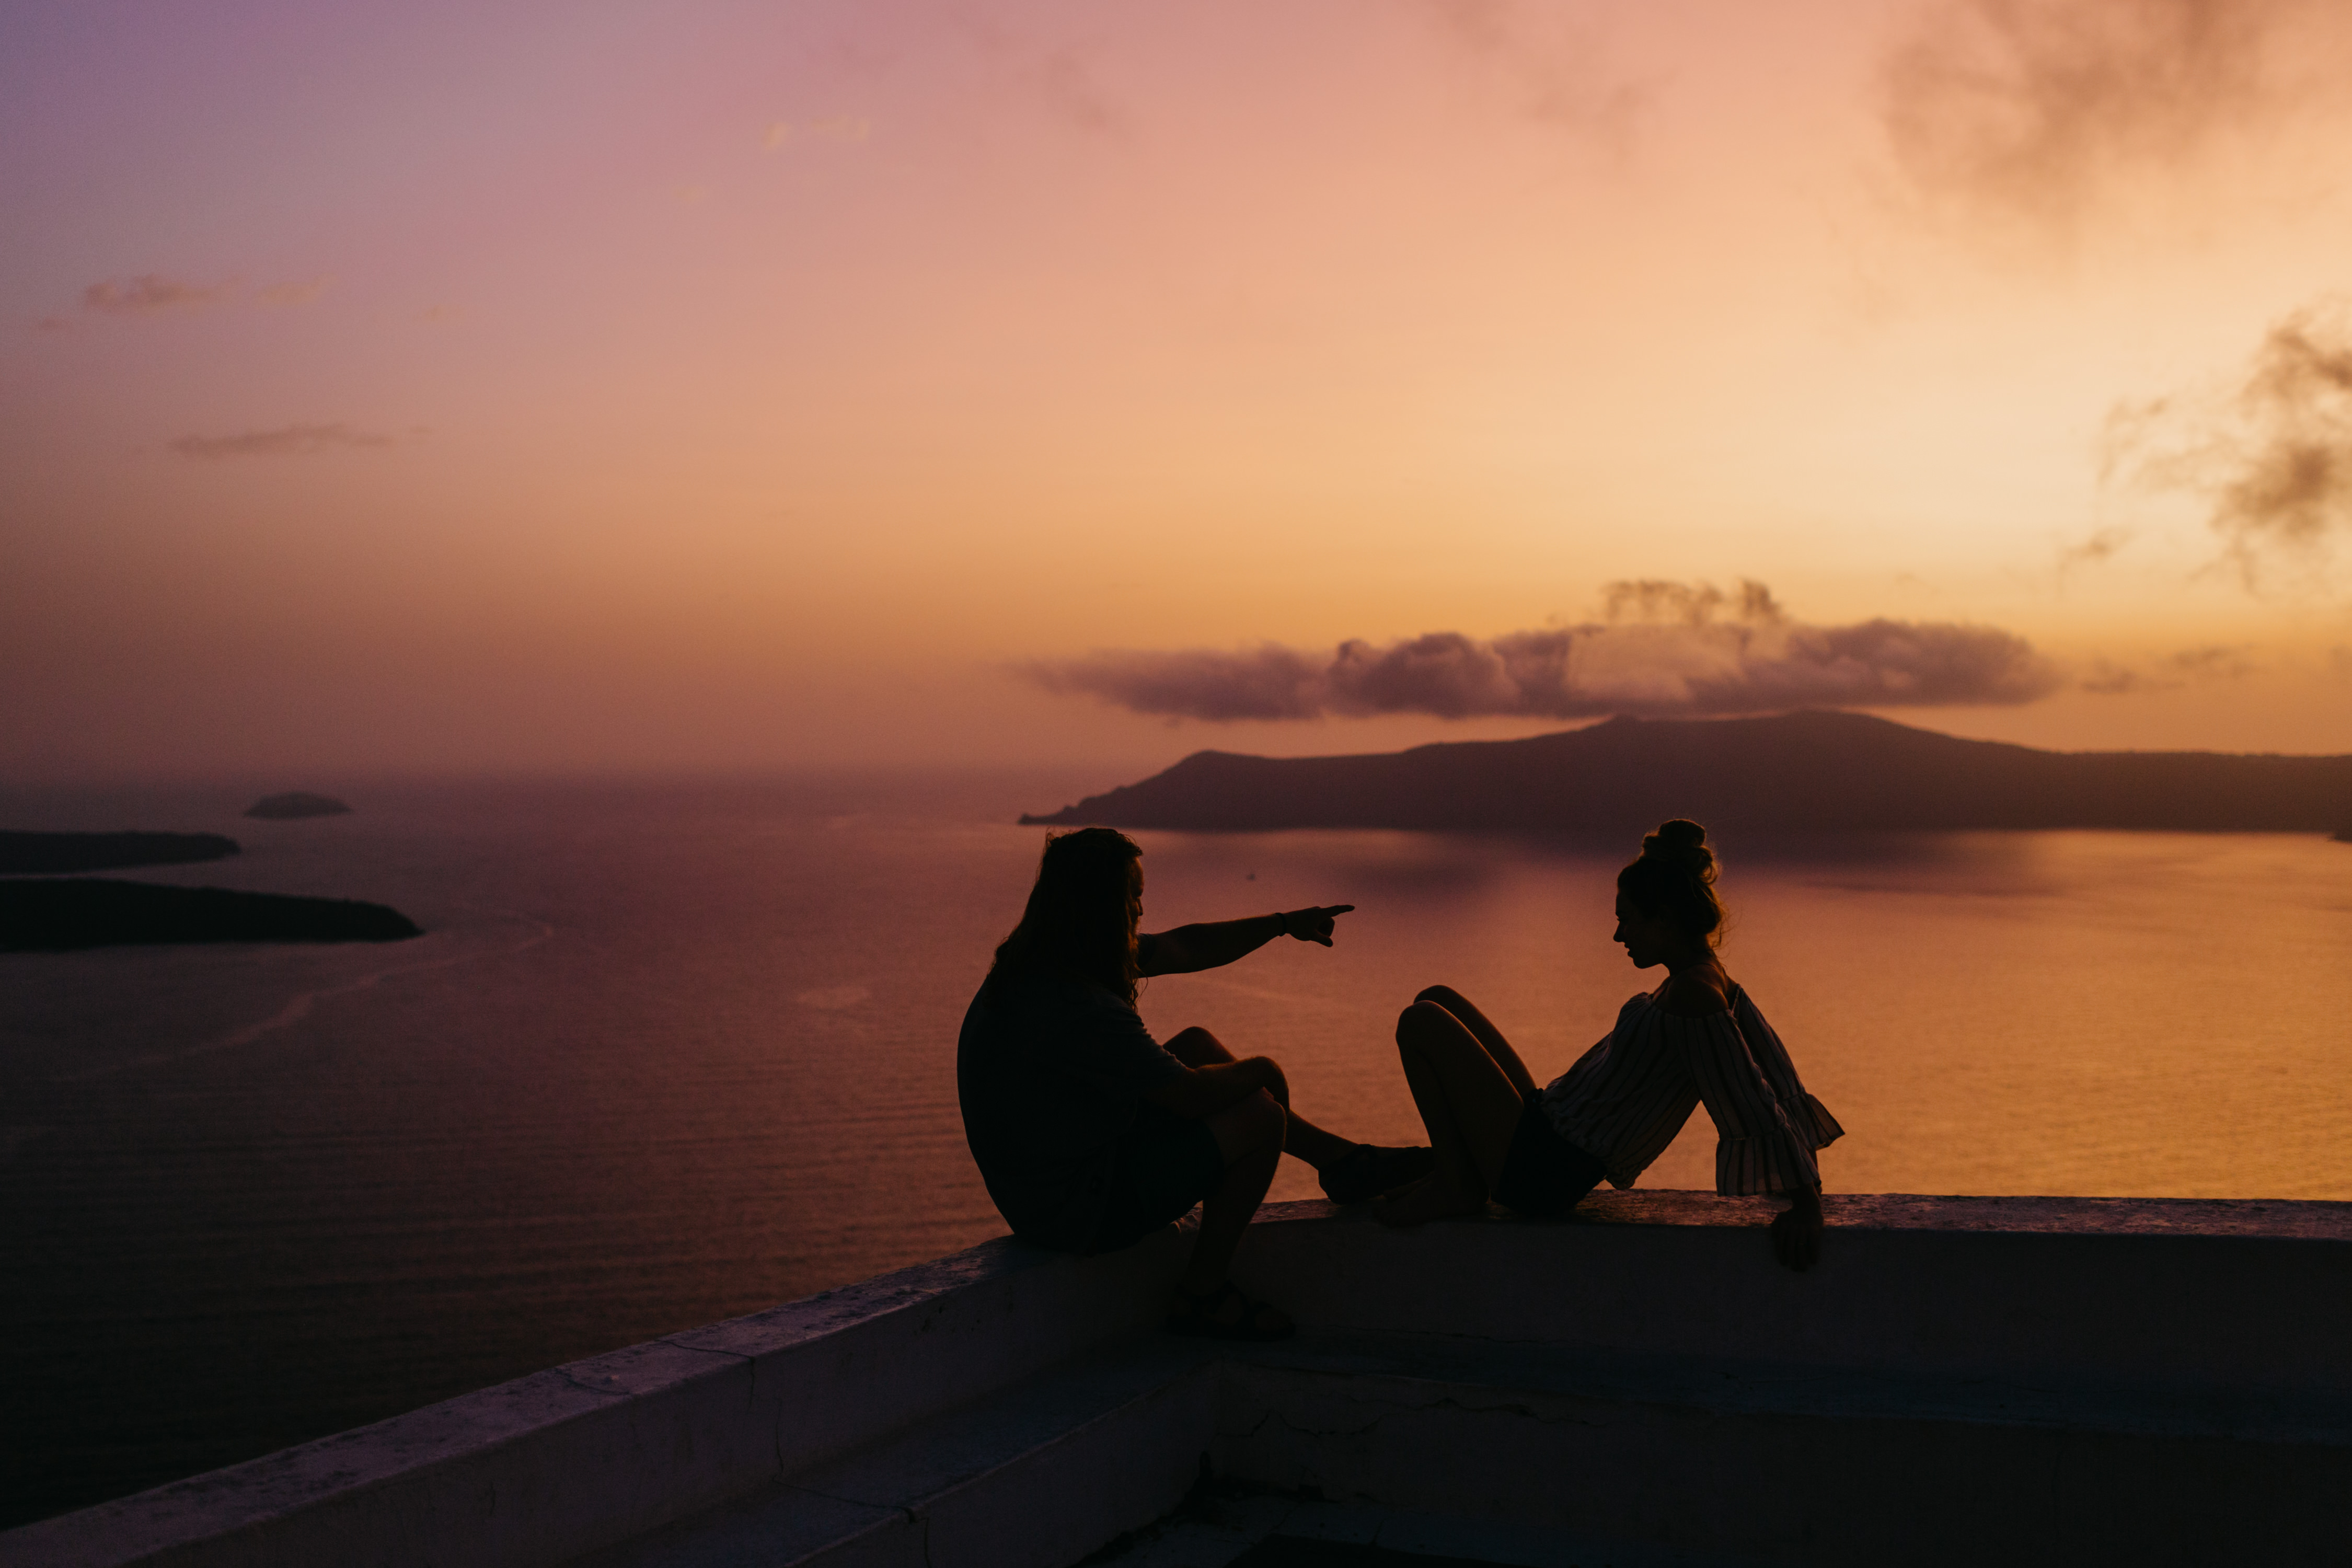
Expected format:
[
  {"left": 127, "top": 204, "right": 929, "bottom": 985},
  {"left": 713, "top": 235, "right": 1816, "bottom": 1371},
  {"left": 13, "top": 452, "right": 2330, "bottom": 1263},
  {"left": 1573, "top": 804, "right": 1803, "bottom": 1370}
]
[{"left": 1371, "top": 1172, "right": 1486, "bottom": 1227}]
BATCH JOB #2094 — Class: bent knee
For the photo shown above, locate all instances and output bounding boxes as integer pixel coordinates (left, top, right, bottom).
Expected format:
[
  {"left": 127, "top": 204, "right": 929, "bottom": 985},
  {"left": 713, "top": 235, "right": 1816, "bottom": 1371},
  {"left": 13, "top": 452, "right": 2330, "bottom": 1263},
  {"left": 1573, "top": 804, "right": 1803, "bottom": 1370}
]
[
  {"left": 1414, "top": 984, "right": 1466, "bottom": 1009},
  {"left": 1396, "top": 998, "right": 1454, "bottom": 1042},
  {"left": 1224, "top": 1087, "right": 1285, "bottom": 1145},
  {"left": 1162, "top": 1024, "right": 1230, "bottom": 1065}
]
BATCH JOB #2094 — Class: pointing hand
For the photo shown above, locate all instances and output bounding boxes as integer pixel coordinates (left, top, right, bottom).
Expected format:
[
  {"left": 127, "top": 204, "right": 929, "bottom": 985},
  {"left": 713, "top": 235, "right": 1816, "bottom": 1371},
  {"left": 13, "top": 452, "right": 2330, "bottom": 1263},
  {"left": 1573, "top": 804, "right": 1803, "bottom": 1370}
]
[{"left": 1281, "top": 905, "right": 1355, "bottom": 947}]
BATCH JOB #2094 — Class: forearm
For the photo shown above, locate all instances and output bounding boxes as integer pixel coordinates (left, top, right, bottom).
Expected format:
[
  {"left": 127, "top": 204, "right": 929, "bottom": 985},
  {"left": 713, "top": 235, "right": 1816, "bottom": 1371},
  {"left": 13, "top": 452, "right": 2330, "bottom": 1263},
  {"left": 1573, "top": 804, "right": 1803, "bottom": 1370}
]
[
  {"left": 1147, "top": 1056, "right": 1284, "bottom": 1117},
  {"left": 1137, "top": 915, "right": 1286, "bottom": 975}
]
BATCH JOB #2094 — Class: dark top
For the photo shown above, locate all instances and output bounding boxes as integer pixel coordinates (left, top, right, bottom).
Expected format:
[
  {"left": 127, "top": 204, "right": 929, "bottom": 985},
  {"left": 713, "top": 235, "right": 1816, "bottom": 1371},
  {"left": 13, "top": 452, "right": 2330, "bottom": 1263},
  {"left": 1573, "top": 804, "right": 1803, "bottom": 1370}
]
[{"left": 956, "top": 966, "right": 1191, "bottom": 1250}]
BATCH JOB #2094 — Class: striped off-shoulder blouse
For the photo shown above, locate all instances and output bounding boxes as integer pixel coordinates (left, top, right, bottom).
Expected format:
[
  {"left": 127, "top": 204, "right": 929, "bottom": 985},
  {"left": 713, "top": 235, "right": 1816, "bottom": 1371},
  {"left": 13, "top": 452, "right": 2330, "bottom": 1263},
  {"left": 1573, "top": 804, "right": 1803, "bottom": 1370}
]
[{"left": 1538, "top": 984, "right": 1843, "bottom": 1197}]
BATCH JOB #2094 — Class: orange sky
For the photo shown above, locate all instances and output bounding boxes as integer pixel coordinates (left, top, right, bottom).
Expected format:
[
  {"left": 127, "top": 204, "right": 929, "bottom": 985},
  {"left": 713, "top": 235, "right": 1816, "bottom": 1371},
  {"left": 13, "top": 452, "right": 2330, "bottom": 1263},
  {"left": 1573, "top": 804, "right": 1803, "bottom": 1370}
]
[{"left": 6, "top": 0, "right": 2352, "bottom": 780}]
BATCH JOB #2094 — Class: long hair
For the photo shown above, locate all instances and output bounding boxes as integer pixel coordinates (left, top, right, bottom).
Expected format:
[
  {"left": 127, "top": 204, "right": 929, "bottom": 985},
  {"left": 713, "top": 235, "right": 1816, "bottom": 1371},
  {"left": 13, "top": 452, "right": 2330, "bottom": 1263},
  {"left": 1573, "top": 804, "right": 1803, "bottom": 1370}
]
[
  {"left": 988, "top": 827, "right": 1144, "bottom": 1004},
  {"left": 1617, "top": 818, "right": 1726, "bottom": 949}
]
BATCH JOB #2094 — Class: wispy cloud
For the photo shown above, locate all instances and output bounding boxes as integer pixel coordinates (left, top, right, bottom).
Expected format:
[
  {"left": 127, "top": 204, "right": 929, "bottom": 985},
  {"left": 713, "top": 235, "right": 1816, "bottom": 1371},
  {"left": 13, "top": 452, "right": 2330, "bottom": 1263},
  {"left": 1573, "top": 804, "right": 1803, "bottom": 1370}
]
[
  {"left": 1412, "top": 0, "right": 1648, "bottom": 153},
  {"left": 2105, "top": 301, "right": 2352, "bottom": 583},
  {"left": 170, "top": 423, "right": 401, "bottom": 459},
  {"left": 257, "top": 276, "right": 330, "bottom": 306},
  {"left": 2081, "top": 644, "right": 2255, "bottom": 694},
  {"left": 1024, "top": 580, "right": 2061, "bottom": 722},
  {"left": 1876, "top": 0, "right": 2304, "bottom": 235},
  {"left": 43, "top": 272, "right": 329, "bottom": 327},
  {"left": 1034, "top": 50, "right": 1125, "bottom": 137},
  {"left": 762, "top": 116, "right": 871, "bottom": 149},
  {"left": 2056, "top": 523, "right": 2136, "bottom": 575},
  {"left": 81, "top": 274, "right": 235, "bottom": 316}
]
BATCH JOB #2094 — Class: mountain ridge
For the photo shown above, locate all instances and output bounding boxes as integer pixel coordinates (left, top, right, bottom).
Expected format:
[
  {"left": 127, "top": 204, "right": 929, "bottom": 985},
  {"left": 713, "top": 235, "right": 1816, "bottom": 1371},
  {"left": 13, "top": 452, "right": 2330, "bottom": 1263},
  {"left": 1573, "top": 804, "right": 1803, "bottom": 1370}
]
[{"left": 1019, "top": 711, "right": 2352, "bottom": 834}]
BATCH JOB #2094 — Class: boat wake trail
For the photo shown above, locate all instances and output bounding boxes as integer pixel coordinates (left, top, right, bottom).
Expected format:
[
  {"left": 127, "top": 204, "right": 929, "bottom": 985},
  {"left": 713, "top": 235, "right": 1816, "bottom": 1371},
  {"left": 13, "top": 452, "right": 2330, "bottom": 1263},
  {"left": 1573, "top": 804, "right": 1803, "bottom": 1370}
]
[{"left": 50, "top": 911, "right": 560, "bottom": 1083}]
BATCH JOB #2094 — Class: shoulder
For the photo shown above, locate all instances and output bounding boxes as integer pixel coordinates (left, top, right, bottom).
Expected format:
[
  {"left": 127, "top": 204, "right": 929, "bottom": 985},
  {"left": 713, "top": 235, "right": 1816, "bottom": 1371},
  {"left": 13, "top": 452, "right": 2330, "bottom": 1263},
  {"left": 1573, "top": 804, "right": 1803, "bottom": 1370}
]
[{"left": 1655, "top": 966, "right": 1733, "bottom": 1019}]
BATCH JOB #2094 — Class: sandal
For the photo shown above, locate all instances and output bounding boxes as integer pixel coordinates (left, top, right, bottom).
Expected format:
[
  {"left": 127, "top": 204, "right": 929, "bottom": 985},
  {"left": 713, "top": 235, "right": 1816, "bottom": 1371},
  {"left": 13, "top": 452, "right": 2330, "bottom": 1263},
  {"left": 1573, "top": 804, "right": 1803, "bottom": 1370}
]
[
  {"left": 1167, "top": 1280, "right": 1295, "bottom": 1342},
  {"left": 1318, "top": 1142, "right": 1437, "bottom": 1205}
]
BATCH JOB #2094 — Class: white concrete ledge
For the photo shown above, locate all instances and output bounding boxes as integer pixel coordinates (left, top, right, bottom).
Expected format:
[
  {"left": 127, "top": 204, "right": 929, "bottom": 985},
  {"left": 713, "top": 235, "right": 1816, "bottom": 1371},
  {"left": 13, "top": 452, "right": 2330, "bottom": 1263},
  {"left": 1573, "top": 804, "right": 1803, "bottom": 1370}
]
[
  {"left": 0, "top": 1226, "right": 1193, "bottom": 1568},
  {"left": 4, "top": 1193, "right": 2346, "bottom": 1568}
]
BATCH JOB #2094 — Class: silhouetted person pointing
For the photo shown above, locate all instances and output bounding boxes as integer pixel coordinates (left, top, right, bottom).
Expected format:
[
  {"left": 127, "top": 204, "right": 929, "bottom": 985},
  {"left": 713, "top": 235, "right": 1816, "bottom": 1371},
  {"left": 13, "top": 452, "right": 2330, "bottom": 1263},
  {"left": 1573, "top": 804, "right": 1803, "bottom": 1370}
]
[{"left": 958, "top": 827, "right": 1428, "bottom": 1338}]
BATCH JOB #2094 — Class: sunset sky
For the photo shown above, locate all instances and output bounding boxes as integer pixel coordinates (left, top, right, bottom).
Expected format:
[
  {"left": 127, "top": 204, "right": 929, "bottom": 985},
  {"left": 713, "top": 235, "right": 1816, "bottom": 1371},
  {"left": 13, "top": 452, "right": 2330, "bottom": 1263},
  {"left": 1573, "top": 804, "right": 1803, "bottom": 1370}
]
[{"left": 7, "top": 0, "right": 2352, "bottom": 779}]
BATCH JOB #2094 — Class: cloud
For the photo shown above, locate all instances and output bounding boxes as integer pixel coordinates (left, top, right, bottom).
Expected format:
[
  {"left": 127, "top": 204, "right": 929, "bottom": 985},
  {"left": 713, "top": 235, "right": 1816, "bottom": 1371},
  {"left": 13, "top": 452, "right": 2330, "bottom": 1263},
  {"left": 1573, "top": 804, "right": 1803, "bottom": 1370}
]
[
  {"left": 2107, "top": 301, "right": 2352, "bottom": 582},
  {"left": 1025, "top": 580, "right": 2061, "bottom": 722},
  {"left": 257, "top": 277, "right": 330, "bottom": 306},
  {"left": 764, "top": 116, "right": 870, "bottom": 149},
  {"left": 2056, "top": 524, "right": 2134, "bottom": 575},
  {"left": 1034, "top": 50, "right": 1125, "bottom": 136},
  {"left": 1876, "top": 0, "right": 2297, "bottom": 232},
  {"left": 81, "top": 273, "right": 235, "bottom": 315},
  {"left": 2208, "top": 312, "right": 2352, "bottom": 560},
  {"left": 1600, "top": 577, "right": 1784, "bottom": 626},
  {"left": 170, "top": 423, "right": 400, "bottom": 459},
  {"left": 2081, "top": 644, "right": 2255, "bottom": 694},
  {"left": 1411, "top": 0, "right": 1648, "bottom": 152},
  {"left": 1030, "top": 644, "right": 1328, "bottom": 721}
]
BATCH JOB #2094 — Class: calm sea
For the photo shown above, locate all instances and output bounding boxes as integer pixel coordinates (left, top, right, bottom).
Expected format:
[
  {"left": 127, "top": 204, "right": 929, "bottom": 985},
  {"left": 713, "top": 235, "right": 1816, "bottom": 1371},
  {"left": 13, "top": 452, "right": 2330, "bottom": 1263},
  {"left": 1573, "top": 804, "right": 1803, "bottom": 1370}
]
[{"left": 4, "top": 770, "right": 2349, "bottom": 1526}]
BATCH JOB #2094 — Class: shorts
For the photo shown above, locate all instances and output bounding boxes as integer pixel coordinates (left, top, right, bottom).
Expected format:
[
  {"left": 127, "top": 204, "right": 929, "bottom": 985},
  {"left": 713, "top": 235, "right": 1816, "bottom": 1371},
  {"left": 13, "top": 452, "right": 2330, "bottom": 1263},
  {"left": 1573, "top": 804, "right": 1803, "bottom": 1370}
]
[
  {"left": 1492, "top": 1091, "right": 1606, "bottom": 1217},
  {"left": 1085, "top": 1101, "right": 1226, "bottom": 1254}
]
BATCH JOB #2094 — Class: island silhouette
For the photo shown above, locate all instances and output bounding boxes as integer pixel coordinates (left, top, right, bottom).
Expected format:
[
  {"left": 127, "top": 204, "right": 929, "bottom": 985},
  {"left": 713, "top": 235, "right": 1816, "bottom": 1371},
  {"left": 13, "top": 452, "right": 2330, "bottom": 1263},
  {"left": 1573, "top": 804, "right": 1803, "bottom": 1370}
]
[
  {"left": 1020, "top": 711, "right": 2352, "bottom": 834},
  {"left": 0, "top": 880, "right": 421, "bottom": 952},
  {"left": 0, "top": 831, "right": 240, "bottom": 875}
]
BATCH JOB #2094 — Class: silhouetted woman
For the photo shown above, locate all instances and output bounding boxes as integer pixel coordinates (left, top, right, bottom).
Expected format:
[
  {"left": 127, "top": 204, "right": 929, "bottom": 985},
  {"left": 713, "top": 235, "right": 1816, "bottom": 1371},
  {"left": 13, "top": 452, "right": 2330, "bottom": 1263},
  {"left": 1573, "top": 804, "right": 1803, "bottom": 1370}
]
[
  {"left": 959, "top": 827, "right": 1431, "bottom": 1338},
  {"left": 1373, "top": 820, "right": 1842, "bottom": 1271}
]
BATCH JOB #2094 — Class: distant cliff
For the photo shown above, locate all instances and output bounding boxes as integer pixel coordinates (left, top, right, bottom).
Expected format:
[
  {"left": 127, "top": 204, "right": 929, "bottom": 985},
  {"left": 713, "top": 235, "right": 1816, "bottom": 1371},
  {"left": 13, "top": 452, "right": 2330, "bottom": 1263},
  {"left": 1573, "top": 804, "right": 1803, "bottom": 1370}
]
[
  {"left": 1020, "top": 711, "right": 2352, "bottom": 834},
  {"left": 0, "top": 880, "right": 422, "bottom": 951},
  {"left": 0, "top": 831, "right": 240, "bottom": 875}
]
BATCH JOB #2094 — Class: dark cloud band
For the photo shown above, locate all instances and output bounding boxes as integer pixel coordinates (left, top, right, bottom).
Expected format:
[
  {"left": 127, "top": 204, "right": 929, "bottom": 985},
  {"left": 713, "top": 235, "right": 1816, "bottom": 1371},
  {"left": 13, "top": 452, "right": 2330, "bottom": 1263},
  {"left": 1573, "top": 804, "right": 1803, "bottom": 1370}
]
[
  {"left": 170, "top": 423, "right": 399, "bottom": 459},
  {"left": 1025, "top": 582, "right": 2061, "bottom": 722}
]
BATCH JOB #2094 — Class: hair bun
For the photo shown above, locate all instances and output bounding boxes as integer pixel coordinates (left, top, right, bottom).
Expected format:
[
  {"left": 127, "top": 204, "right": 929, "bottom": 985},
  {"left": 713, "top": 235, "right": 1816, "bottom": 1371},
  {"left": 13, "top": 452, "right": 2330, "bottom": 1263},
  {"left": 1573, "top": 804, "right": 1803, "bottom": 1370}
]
[{"left": 1642, "top": 819, "right": 1715, "bottom": 879}]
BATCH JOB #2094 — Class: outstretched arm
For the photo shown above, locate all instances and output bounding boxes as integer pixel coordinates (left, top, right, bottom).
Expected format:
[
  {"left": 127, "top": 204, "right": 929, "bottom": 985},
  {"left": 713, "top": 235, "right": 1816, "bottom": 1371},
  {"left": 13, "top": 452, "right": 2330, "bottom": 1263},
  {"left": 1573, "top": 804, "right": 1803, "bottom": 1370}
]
[{"left": 1138, "top": 905, "right": 1355, "bottom": 975}]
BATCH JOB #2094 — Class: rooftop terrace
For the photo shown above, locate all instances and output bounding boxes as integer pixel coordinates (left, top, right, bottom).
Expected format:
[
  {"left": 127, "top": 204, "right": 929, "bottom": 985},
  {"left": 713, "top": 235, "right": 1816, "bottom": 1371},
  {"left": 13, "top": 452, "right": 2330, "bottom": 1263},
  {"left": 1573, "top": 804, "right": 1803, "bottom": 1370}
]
[{"left": 5, "top": 1192, "right": 2346, "bottom": 1567}]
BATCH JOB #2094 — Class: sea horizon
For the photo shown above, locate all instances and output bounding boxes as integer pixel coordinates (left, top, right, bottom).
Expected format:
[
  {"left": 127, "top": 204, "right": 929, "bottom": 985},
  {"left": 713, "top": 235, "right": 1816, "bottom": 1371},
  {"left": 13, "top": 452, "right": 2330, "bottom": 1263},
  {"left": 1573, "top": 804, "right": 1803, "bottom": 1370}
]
[{"left": 6, "top": 771, "right": 2351, "bottom": 1526}]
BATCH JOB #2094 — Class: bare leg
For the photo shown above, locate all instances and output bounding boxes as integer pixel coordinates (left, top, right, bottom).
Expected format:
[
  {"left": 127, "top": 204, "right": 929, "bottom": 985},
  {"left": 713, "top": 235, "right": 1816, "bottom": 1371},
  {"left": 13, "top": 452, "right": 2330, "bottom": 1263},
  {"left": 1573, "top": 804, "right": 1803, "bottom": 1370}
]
[
  {"left": 1180, "top": 1088, "right": 1287, "bottom": 1332},
  {"left": 1414, "top": 986, "right": 1539, "bottom": 1098},
  {"left": 1374, "top": 1001, "right": 1526, "bottom": 1226},
  {"left": 1163, "top": 1025, "right": 1353, "bottom": 1170}
]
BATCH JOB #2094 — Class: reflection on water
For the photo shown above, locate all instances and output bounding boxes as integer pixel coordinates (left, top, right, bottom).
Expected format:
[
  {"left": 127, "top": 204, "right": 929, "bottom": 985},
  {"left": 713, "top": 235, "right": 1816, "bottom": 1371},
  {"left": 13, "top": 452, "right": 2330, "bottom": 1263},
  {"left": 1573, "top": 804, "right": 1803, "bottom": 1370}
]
[
  {"left": 2, "top": 773, "right": 2347, "bottom": 1524},
  {"left": 1137, "top": 825, "right": 2352, "bottom": 1206}
]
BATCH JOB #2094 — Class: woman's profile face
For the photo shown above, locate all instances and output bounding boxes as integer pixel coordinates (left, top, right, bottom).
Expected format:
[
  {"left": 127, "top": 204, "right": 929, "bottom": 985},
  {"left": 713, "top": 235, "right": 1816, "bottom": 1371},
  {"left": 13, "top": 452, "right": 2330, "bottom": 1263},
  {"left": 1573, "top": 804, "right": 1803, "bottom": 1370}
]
[{"left": 1612, "top": 890, "right": 1680, "bottom": 970}]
